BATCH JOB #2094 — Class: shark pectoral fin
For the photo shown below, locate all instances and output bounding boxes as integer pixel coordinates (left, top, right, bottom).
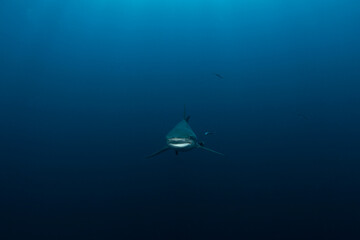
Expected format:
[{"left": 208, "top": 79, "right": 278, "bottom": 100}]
[
  {"left": 198, "top": 146, "right": 224, "bottom": 156},
  {"left": 146, "top": 146, "right": 170, "bottom": 158}
]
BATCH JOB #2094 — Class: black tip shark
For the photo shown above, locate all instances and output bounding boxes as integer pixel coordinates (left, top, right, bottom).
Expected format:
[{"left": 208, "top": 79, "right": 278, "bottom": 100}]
[{"left": 146, "top": 107, "right": 224, "bottom": 158}]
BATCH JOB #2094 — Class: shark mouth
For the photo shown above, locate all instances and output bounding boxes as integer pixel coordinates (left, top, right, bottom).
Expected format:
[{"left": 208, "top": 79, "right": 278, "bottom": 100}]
[{"left": 167, "top": 137, "right": 195, "bottom": 149}]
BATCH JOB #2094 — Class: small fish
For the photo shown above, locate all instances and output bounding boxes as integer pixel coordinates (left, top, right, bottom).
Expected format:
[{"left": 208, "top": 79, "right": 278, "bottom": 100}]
[
  {"left": 214, "top": 73, "right": 224, "bottom": 79},
  {"left": 204, "top": 131, "right": 216, "bottom": 136},
  {"left": 297, "top": 113, "right": 308, "bottom": 120}
]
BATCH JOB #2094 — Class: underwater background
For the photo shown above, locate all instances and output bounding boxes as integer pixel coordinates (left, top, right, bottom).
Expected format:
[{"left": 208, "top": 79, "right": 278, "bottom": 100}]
[{"left": 1, "top": 0, "right": 360, "bottom": 239}]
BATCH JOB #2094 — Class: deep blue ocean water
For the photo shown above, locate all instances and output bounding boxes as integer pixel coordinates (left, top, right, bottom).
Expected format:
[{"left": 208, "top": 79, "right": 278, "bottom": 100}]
[{"left": 1, "top": 1, "right": 360, "bottom": 239}]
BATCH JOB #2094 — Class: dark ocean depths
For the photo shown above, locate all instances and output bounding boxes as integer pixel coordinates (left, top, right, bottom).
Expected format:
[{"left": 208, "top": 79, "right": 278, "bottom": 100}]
[{"left": 1, "top": 0, "right": 360, "bottom": 239}]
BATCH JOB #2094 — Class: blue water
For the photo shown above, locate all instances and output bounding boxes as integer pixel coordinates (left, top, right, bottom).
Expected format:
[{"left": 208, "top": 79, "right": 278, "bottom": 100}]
[{"left": 1, "top": 1, "right": 360, "bottom": 239}]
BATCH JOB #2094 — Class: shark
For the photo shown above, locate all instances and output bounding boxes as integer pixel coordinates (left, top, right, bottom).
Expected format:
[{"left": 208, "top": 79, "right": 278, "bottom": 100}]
[{"left": 146, "top": 106, "right": 224, "bottom": 158}]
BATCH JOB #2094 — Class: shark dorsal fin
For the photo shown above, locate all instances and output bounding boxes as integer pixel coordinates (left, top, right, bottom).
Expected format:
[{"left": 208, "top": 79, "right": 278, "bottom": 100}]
[
  {"left": 183, "top": 104, "right": 186, "bottom": 120},
  {"left": 184, "top": 104, "right": 190, "bottom": 122},
  {"left": 183, "top": 104, "right": 190, "bottom": 122}
]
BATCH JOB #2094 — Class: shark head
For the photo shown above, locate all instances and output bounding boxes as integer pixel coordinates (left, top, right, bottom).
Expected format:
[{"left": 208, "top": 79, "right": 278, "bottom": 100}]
[{"left": 165, "top": 119, "right": 197, "bottom": 151}]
